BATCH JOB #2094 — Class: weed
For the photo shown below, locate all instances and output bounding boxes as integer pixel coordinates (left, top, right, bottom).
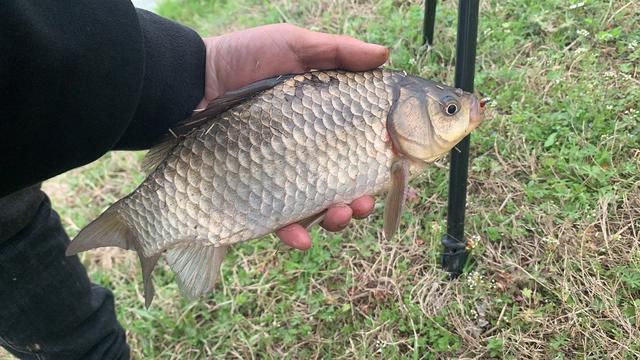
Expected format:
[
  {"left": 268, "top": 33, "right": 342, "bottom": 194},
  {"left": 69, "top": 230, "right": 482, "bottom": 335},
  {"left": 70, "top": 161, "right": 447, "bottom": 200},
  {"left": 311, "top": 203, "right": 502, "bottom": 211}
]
[{"left": 3, "top": 0, "right": 638, "bottom": 359}]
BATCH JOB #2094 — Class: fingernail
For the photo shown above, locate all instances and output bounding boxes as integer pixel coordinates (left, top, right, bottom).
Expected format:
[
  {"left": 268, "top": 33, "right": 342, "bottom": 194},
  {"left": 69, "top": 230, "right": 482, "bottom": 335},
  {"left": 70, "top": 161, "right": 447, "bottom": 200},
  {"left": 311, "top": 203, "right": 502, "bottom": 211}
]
[{"left": 371, "top": 44, "right": 388, "bottom": 52}]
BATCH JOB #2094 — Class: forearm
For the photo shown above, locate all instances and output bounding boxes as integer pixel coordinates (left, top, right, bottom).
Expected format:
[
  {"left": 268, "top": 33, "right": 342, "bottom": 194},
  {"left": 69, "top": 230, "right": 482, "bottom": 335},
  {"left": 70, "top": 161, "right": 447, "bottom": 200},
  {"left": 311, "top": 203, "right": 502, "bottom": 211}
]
[
  {"left": 115, "top": 9, "right": 205, "bottom": 150},
  {"left": 0, "top": 2, "right": 205, "bottom": 198}
]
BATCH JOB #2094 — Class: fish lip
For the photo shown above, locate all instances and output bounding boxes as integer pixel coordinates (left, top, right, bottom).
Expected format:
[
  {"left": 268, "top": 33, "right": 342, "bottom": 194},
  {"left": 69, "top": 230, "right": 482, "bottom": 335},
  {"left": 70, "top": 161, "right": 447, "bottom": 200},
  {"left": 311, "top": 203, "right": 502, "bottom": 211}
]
[{"left": 468, "top": 97, "right": 483, "bottom": 131}]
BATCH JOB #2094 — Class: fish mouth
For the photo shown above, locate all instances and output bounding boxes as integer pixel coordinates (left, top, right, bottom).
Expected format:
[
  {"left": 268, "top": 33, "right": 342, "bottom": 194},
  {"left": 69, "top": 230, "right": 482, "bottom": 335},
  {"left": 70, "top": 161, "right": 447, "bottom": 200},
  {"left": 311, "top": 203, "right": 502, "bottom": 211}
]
[{"left": 468, "top": 96, "right": 485, "bottom": 131}]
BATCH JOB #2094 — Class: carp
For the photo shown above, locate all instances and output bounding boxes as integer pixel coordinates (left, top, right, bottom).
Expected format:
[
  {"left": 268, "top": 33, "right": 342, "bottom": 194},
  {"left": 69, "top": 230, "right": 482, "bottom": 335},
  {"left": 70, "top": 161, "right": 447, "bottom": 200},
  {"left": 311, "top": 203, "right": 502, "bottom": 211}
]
[{"left": 66, "top": 68, "right": 486, "bottom": 306}]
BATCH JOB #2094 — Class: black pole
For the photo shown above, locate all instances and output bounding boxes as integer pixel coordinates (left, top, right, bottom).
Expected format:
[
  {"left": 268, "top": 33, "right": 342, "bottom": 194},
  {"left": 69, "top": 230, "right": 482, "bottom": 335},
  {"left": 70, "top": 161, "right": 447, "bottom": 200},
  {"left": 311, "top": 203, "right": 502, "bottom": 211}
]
[
  {"left": 440, "top": 0, "right": 480, "bottom": 277},
  {"left": 423, "top": 0, "right": 437, "bottom": 45}
]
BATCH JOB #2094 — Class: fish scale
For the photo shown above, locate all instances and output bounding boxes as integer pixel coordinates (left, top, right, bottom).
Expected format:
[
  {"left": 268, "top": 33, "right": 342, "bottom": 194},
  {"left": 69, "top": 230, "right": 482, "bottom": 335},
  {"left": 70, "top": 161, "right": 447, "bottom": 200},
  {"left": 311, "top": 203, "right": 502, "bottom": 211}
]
[{"left": 66, "top": 68, "right": 484, "bottom": 306}]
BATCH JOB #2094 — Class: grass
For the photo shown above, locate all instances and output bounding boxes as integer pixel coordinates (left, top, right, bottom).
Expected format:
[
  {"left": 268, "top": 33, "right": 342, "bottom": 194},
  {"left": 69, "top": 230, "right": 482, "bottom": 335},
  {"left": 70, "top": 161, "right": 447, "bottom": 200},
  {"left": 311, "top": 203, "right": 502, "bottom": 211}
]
[{"left": 3, "top": 0, "right": 639, "bottom": 359}]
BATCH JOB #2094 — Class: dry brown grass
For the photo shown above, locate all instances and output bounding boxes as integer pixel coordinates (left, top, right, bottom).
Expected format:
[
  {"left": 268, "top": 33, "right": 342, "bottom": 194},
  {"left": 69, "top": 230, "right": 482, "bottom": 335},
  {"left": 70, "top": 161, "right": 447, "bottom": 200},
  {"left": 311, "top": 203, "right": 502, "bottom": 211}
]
[{"left": 3, "top": 0, "right": 639, "bottom": 359}]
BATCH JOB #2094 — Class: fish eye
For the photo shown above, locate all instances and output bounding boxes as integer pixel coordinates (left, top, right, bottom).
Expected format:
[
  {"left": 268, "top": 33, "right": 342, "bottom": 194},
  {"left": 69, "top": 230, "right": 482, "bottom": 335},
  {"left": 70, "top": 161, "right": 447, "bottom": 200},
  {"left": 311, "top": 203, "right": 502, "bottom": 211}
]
[
  {"left": 439, "top": 96, "right": 459, "bottom": 116},
  {"left": 445, "top": 102, "right": 459, "bottom": 116}
]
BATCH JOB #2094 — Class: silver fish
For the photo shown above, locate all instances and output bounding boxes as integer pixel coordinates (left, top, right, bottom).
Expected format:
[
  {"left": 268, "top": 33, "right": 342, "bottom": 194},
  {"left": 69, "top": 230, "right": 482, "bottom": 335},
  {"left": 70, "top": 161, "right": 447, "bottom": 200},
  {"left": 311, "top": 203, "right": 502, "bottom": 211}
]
[{"left": 66, "top": 68, "right": 485, "bottom": 306}]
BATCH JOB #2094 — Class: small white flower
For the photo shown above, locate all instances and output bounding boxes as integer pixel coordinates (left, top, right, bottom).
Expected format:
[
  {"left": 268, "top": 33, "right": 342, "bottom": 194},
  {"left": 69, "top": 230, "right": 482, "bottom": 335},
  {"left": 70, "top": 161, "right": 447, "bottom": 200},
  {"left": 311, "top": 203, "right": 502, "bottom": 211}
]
[
  {"left": 569, "top": 2, "right": 585, "bottom": 10},
  {"left": 577, "top": 29, "right": 590, "bottom": 37}
]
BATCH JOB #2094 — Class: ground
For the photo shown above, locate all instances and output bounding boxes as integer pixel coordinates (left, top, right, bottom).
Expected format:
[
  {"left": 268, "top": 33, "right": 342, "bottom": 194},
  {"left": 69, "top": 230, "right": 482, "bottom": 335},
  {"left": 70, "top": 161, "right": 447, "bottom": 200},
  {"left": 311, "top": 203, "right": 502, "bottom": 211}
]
[{"left": 2, "top": 0, "right": 639, "bottom": 359}]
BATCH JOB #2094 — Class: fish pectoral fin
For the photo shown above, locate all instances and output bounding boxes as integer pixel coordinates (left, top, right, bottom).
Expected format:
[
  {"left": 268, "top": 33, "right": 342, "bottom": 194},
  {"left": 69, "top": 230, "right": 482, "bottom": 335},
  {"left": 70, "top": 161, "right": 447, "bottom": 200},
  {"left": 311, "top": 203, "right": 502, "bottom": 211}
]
[
  {"left": 65, "top": 200, "right": 134, "bottom": 255},
  {"left": 298, "top": 210, "right": 327, "bottom": 230},
  {"left": 383, "top": 157, "right": 409, "bottom": 240},
  {"left": 165, "top": 243, "right": 229, "bottom": 300}
]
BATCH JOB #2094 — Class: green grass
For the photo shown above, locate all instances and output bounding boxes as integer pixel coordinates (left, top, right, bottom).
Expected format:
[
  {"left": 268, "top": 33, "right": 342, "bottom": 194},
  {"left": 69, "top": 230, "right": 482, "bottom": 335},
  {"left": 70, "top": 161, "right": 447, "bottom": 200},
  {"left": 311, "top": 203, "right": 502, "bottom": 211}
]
[{"left": 4, "top": 0, "right": 638, "bottom": 359}]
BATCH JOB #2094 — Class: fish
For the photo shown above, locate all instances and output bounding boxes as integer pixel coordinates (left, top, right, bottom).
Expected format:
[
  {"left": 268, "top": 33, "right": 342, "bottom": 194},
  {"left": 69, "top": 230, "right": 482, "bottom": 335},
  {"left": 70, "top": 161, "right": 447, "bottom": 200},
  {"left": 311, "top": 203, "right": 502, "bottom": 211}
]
[{"left": 66, "top": 68, "right": 486, "bottom": 307}]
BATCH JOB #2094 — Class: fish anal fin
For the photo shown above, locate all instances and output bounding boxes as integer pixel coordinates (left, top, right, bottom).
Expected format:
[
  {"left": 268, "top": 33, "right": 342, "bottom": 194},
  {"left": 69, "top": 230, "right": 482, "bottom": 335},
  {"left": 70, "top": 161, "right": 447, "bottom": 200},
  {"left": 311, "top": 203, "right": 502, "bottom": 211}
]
[
  {"left": 384, "top": 158, "right": 409, "bottom": 240},
  {"left": 165, "top": 243, "right": 229, "bottom": 300},
  {"left": 66, "top": 201, "right": 134, "bottom": 256}
]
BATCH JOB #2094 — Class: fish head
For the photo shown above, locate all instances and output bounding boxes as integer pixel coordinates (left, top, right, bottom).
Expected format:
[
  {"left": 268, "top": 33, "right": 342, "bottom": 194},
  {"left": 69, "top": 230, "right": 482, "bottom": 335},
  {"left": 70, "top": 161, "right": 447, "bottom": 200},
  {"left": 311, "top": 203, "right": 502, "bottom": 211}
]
[{"left": 387, "top": 75, "right": 485, "bottom": 163}]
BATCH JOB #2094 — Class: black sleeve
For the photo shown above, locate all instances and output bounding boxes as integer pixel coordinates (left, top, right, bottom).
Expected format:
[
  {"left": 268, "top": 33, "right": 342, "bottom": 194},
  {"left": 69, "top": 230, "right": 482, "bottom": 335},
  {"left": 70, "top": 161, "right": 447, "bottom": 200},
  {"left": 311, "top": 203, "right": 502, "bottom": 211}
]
[{"left": 0, "top": 1, "right": 206, "bottom": 198}]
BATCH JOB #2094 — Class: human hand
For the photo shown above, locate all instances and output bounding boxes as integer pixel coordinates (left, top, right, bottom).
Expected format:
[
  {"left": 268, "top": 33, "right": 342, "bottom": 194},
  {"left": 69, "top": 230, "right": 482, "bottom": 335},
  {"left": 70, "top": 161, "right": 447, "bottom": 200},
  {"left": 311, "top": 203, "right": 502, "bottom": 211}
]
[{"left": 200, "top": 24, "right": 389, "bottom": 250}]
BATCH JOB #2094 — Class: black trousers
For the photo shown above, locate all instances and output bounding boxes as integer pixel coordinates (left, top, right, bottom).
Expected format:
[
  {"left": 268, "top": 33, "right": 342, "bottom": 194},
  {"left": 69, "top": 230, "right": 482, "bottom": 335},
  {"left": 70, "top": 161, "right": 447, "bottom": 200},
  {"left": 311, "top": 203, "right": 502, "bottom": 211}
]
[{"left": 0, "top": 185, "right": 130, "bottom": 359}]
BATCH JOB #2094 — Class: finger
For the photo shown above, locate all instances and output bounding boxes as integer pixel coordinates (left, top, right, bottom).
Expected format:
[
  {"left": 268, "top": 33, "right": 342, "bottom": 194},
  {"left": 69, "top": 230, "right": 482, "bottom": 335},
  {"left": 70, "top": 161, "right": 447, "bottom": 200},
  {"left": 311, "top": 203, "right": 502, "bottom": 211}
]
[
  {"left": 204, "top": 24, "right": 389, "bottom": 98},
  {"left": 203, "top": 27, "right": 305, "bottom": 97},
  {"left": 350, "top": 196, "right": 375, "bottom": 219},
  {"left": 288, "top": 27, "right": 390, "bottom": 71},
  {"left": 321, "top": 204, "right": 353, "bottom": 232},
  {"left": 276, "top": 223, "right": 312, "bottom": 250}
]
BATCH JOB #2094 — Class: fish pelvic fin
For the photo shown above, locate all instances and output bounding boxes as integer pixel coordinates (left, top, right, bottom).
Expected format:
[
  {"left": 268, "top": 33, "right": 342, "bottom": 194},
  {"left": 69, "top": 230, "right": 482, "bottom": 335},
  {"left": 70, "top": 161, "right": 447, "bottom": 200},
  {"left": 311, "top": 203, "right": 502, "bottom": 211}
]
[
  {"left": 298, "top": 210, "right": 327, "bottom": 230},
  {"left": 383, "top": 157, "right": 409, "bottom": 240},
  {"left": 66, "top": 202, "right": 161, "bottom": 307},
  {"left": 166, "top": 243, "right": 229, "bottom": 300}
]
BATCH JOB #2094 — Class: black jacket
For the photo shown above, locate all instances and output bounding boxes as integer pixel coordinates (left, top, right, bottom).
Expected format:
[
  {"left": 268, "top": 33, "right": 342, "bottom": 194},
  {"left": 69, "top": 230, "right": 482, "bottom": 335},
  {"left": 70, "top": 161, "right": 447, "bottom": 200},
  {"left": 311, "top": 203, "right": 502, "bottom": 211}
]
[{"left": 0, "top": 1, "right": 205, "bottom": 198}]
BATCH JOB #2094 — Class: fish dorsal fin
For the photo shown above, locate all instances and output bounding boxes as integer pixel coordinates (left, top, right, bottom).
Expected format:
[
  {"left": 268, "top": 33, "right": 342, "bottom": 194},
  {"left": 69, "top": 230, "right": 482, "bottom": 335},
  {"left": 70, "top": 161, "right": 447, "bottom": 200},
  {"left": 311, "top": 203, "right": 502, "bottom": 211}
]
[
  {"left": 165, "top": 243, "right": 229, "bottom": 300},
  {"left": 383, "top": 157, "right": 409, "bottom": 239},
  {"left": 141, "top": 74, "right": 294, "bottom": 173},
  {"left": 173, "top": 74, "right": 295, "bottom": 137},
  {"left": 141, "top": 136, "right": 179, "bottom": 173}
]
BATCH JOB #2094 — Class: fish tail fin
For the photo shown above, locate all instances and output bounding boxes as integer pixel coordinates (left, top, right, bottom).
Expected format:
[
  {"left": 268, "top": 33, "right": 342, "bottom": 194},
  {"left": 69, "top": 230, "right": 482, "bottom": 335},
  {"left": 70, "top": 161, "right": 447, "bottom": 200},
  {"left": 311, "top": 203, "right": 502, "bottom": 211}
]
[
  {"left": 66, "top": 201, "right": 161, "bottom": 307},
  {"left": 65, "top": 201, "right": 135, "bottom": 255},
  {"left": 166, "top": 243, "right": 229, "bottom": 300}
]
